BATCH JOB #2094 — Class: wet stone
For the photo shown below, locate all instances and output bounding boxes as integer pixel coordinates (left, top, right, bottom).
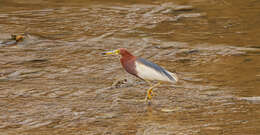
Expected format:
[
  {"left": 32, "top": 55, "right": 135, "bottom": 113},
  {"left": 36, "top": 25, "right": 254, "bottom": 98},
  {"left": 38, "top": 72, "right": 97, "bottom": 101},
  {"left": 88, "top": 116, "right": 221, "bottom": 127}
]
[
  {"left": 24, "top": 58, "right": 48, "bottom": 63},
  {"left": 112, "top": 78, "right": 128, "bottom": 88},
  {"left": 95, "top": 112, "right": 118, "bottom": 119},
  {"left": 175, "top": 13, "right": 206, "bottom": 20},
  {"left": 175, "top": 58, "right": 193, "bottom": 63},
  {"left": 161, "top": 107, "right": 182, "bottom": 113},
  {"left": 239, "top": 97, "right": 260, "bottom": 104},
  {"left": 173, "top": 5, "right": 193, "bottom": 12}
]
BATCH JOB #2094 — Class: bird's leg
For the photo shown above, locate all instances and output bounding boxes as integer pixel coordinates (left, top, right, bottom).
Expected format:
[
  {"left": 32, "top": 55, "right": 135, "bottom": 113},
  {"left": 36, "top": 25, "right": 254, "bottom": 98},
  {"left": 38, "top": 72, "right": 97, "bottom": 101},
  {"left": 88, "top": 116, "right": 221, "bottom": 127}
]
[
  {"left": 145, "top": 80, "right": 154, "bottom": 98},
  {"left": 145, "top": 82, "right": 161, "bottom": 102}
]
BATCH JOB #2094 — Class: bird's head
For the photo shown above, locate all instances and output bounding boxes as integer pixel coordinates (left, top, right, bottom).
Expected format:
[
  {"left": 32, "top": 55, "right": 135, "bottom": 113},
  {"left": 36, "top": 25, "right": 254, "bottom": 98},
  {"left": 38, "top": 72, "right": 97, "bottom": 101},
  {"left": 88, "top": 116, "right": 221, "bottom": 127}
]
[{"left": 102, "top": 48, "right": 132, "bottom": 57}]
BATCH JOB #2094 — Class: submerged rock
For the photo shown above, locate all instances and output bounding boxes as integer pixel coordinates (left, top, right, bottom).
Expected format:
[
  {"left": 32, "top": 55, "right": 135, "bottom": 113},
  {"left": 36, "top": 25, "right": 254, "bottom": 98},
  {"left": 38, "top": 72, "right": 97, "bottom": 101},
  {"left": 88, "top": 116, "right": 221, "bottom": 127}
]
[
  {"left": 239, "top": 97, "right": 260, "bottom": 104},
  {"left": 173, "top": 5, "right": 193, "bottom": 12}
]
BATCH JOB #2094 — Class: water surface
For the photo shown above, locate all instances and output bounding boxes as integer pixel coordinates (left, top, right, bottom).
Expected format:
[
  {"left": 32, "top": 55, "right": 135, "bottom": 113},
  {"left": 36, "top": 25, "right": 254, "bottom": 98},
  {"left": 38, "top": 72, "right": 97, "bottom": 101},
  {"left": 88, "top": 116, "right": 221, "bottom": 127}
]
[{"left": 0, "top": 0, "right": 259, "bottom": 134}]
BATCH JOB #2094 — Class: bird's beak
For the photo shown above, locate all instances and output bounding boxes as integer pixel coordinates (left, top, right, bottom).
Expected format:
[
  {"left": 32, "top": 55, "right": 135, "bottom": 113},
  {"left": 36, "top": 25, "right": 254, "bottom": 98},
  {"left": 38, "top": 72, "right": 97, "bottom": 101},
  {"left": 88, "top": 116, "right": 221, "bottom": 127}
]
[{"left": 101, "top": 49, "right": 120, "bottom": 55}]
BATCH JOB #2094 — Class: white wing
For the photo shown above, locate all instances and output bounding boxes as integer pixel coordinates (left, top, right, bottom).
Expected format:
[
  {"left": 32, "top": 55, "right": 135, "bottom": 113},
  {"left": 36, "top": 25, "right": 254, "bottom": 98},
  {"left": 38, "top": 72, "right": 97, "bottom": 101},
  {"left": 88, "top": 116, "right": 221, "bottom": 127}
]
[{"left": 135, "top": 60, "right": 177, "bottom": 83}]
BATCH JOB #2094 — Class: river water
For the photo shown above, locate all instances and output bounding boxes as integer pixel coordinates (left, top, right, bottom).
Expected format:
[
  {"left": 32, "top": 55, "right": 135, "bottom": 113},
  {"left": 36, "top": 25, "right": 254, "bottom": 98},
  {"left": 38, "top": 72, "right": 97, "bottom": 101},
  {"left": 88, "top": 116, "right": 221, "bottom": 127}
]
[{"left": 0, "top": 0, "right": 259, "bottom": 134}]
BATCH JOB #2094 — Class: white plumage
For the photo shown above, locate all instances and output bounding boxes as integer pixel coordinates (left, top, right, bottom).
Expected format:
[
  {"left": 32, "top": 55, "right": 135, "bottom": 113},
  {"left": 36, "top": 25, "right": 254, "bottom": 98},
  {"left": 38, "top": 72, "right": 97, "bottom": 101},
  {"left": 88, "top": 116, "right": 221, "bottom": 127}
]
[{"left": 135, "top": 60, "right": 178, "bottom": 83}]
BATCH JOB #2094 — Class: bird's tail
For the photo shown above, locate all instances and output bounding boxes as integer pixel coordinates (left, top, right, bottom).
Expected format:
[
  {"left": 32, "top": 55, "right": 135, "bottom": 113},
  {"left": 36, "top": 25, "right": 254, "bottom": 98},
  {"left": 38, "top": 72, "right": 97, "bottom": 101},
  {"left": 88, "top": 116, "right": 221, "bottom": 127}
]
[{"left": 167, "top": 71, "right": 178, "bottom": 83}]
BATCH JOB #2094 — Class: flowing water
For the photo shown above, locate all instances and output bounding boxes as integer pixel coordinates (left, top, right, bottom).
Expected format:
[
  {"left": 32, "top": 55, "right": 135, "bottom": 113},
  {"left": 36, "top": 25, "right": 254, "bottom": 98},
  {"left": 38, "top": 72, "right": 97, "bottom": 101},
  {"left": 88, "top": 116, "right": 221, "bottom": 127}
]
[{"left": 0, "top": 0, "right": 259, "bottom": 134}]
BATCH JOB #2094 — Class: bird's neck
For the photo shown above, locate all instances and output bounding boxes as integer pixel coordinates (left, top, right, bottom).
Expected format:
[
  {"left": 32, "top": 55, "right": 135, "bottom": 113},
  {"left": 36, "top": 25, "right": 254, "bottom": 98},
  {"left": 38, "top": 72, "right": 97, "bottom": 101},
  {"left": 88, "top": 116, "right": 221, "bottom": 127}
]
[{"left": 120, "top": 53, "right": 137, "bottom": 77}]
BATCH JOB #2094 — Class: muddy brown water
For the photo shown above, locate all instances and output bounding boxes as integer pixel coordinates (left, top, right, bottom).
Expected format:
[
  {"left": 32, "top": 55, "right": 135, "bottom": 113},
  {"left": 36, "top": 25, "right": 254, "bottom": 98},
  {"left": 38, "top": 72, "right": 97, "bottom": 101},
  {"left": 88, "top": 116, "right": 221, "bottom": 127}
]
[{"left": 0, "top": 0, "right": 260, "bottom": 135}]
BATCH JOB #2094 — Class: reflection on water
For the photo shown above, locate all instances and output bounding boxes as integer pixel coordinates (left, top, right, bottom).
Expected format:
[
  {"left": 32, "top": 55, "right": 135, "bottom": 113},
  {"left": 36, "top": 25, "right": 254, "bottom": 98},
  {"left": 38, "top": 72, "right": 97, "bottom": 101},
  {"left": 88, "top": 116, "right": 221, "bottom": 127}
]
[{"left": 0, "top": 0, "right": 260, "bottom": 134}]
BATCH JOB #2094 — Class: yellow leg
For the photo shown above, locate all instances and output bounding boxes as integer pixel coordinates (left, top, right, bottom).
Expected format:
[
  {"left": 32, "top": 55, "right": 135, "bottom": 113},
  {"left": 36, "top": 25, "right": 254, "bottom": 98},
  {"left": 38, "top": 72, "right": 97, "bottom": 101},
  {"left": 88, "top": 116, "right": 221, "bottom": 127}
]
[
  {"left": 144, "top": 80, "right": 153, "bottom": 100},
  {"left": 145, "top": 82, "right": 161, "bottom": 102}
]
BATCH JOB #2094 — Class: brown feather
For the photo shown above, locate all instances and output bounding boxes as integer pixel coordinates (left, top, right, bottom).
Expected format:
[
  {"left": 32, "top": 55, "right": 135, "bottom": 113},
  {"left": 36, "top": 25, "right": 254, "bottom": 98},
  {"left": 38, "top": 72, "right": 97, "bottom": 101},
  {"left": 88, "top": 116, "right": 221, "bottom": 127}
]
[{"left": 119, "top": 48, "right": 138, "bottom": 78}]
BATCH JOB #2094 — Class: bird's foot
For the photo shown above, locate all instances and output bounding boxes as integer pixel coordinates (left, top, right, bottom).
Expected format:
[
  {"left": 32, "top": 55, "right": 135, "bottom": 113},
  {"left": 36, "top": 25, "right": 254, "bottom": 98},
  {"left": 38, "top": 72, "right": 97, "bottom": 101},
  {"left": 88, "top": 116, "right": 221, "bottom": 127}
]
[{"left": 145, "top": 89, "right": 154, "bottom": 103}]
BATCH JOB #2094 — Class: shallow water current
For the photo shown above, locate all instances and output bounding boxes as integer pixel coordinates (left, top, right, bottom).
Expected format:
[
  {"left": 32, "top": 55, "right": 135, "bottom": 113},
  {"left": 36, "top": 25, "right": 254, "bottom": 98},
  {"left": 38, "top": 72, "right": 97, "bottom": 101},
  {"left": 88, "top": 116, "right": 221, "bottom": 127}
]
[{"left": 0, "top": 0, "right": 259, "bottom": 135}]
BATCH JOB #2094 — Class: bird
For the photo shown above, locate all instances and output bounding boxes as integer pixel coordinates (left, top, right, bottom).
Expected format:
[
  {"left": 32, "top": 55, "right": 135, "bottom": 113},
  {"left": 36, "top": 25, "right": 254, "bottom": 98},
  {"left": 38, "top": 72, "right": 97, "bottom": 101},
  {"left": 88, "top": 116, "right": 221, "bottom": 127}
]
[
  {"left": 102, "top": 48, "right": 178, "bottom": 102},
  {"left": 0, "top": 35, "right": 25, "bottom": 47},
  {"left": 11, "top": 34, "right": 25, "bottom": 42}
]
